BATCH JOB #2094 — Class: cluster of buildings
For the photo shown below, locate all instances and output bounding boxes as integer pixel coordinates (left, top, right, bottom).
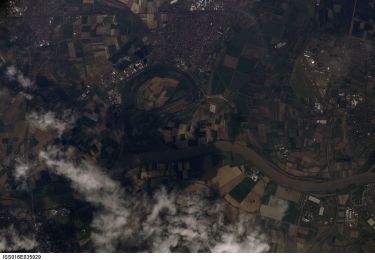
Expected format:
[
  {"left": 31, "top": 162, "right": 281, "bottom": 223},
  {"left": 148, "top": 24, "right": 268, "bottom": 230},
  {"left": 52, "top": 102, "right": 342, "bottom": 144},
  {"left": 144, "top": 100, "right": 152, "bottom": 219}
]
[
  {"left": 301, "top": 195, "right": 329, "bottom": 224},
  {"left": 210, "top": 157, "right": 375, "bottom": 250},
  {"left": 210, "top": 162, "right": 327, "bottom": 251},
  {"left": 189, "top": 0, "right": 224, "bottom": 11},
  {"left": 239, "top": 36, "right": 372, "bottom": 179},
  {"left": 364, "top": 185, "right": 375, "bottom": 231},
  {"left": 262, "top": 188, "right": 371, "bottom": 250},
  {"left": 207, "top": 0, "right": 368, "bottom": 180}
]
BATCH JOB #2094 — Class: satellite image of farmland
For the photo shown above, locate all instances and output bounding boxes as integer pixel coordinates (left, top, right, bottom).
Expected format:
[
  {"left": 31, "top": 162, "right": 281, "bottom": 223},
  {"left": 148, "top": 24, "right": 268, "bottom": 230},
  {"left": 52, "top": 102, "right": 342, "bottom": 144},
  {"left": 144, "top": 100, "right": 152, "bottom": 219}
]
[{"left": 0, "top": 0, "right": 375, "bottom": 253}]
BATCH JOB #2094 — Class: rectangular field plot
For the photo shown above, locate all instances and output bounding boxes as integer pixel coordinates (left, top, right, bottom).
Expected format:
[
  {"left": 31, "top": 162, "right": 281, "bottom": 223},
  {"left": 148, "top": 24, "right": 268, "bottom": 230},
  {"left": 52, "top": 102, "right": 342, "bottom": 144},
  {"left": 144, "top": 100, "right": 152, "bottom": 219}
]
[{"left": 229, "top": 177, "right": 256, "bottom": 203}]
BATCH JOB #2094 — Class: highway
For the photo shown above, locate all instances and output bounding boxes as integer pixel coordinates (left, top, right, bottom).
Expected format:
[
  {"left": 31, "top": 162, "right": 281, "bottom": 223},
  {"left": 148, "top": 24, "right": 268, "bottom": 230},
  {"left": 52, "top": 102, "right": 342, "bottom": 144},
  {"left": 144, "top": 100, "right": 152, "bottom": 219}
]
[{"left": 134, "top": 141, "right": 375, "bottom": 193}]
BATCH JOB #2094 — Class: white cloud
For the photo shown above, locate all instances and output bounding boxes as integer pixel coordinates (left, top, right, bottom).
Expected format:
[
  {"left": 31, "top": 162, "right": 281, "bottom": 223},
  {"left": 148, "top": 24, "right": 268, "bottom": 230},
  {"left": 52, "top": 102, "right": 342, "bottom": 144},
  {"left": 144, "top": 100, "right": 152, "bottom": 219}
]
[
  {"left": 12, "top": 159, "right": 32, "bottom": 190},
  {"left": 6, "top": 66, "right": 17, "bottom": 78},
  {"left": 13, "top": 160, "right": 30, "bottom": 180},
  {"left": 39, "top": 146, "right": 270, "bottom": 253},
  {"left": 0, "top": 225, "right": 38, "bottom": 252},
  {"left": 5, "top": 66, "right": 33, "bottom": 88},
  {"left": 17, "top": 74, "right": 32, "bottom": 88},
  {"left": 26, "top": 111, "right": 76, "bottom": 137}
]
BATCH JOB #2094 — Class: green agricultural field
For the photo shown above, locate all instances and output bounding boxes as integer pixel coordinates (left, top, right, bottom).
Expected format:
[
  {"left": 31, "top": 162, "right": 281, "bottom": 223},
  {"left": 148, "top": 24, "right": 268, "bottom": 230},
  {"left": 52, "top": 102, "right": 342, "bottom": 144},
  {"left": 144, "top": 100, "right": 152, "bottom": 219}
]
[
  {"left": 63, "top": 24, "right": 74, "bottom": 39},
  {"left": 210, "top": 25, "right": 264, "bottom": 95},
  {"left": 232, "top": 27, "right": 250, "bottom": 46},
  {"left": 81, "top": 25, "right": 91, "bottom": 33},
  {"left": 261, "top": 17, "right": 285, "bottom": 45},
  {"left": 282, "top": 202, "right": 300, "bottom": 224},
  {"left": 210, "top": 73, "right": 226, "bottom": 95},
  {"left": 231, "top": 71, "right": 250, "bottom": 90},
  {"left": 81, "top": 15, "right": 88, "bottom": 24},
  {"left": 246, "top": 27, "right": 265, "bottom": 47},
  {"left": 0, "top": 119, "right": 5, "bottom": 133},
  {"left": 235, "top": 94, "right": 250, "bottom": 117},
  {"left": 261, "top": 181, "right": 277, "bottom": 204},
  {"left": 332, "top": 118, "right": 343, "bottom": 139},
  {"left": 218, "top": 65, "right": 234, "bottom": 86},
  {"left": 231, "top": 72, "right": 252, "bottom": 117},
  {"left": 229, "top": 177, "right": 256, "bottom": 203},
  {"left": 270, "top": 121, "right": 285, "bottom": 131},
  {"left": 226, "top": 44, "right": 243, "bottom": 58},
  {"left": 290, "top": 57, "right": 318, "bottom": 99},
  {"left": 359, "top": 150, "right": 375, "bottom": 173},
  {"left": 225, "top": 27, "right": 249, "bottom": 57},
  {"left": 210, "top": 66, "right": 234, "bottom": 95},
  {"left": 236, "top": 58, "right": 257, "bottom": 75},
  {"left": 290, "top": 0, "right": 315, "bottom": 20},
  {"left": 60, "top": 41, "right": 69, "bottom": 55}
]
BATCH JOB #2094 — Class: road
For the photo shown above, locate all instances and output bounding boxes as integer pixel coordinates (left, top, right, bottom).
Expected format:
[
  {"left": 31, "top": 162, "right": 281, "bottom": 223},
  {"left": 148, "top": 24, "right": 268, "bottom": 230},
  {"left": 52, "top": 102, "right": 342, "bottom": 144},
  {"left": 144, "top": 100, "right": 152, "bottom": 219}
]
[{"left": 134, "top": 141, "right": 375, "bottom": 193}]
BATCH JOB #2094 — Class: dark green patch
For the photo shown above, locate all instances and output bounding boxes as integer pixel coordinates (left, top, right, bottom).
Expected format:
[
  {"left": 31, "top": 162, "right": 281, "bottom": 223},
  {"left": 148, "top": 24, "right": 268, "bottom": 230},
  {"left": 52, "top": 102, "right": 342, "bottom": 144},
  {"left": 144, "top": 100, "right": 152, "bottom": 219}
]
[
  {"left": 81, "top": 15, "right": 88, "bottom": 24},
  {"left": 229, "top": 29, "right": 249, "bottom": 50},
  {"left": 266, "top": 181, "right": 278, "bottom": 194},
  {"left": 359, "top": 150, "right": 375, "bottom": 173},
  {"left": 246, "top": 28, "right": 265, "bottom": 47},
  {"left": 231, "top": 71, "right": 250, "bottom": 90},
  {"left": 0, "top": 119, "right": 5, "bottom": 133},
  {"left": 229, "top": 177, "right": 256, "bottom": 203},
  {"left": 60, "top": 41, "right": 69, "bottom": 56},
  {"left": 290, "top": 57, "right": 317, "bottom": 99},
  {"left": 217, "top": 66, "right": 234, "bottom": 86},
  {"left": 235, "top": 94, "right": 249, "bottom": 117},
  {"left": 332, "top": 118, "right": 343, "bottom": 139},
  {"left": 104, "top": 16, "right": 114, "bottom": 24},
  {"left": 75, "top": 41, "right": 84, "bottom": 58},
  {"left": 6, "top": 140, "right": 12, "bottom": 155},
  {"left": 64, "top": 63, "right": 81, "bottom": 81},
  {"left": 63, "top": 25, "right": 74, "bottom": 39},
  {"left": 0, "top": 0, "right": 10, "bottom": 19},
  {"left": 271, "top": 121, "right": 285, "bottom": 130},
  {"left": 211, "top": 73, "right": 226, "bottom": 95},
  {"left": 29, "top": 136, "right": 39, "bottom": 148},
  {"left": 81, "top": 25, "right": 91, "bottom": 33},
  {"left": 236, "top": 58, "right": 257, "bottom": 75},
  {"left": 108, "top": 45, "right": 117, "bottom": 56},
  {"left": 261, "top": 18, "right": 285, "bottom": 45},
  {"left": 232, "top": 73, "right": 252, "bottom": 117},
  {"left": 282, "top": 202, "right": 299, "bottom": 224},
  {"left": 226, "top": 44, "right": 243, "bottom": 57}
]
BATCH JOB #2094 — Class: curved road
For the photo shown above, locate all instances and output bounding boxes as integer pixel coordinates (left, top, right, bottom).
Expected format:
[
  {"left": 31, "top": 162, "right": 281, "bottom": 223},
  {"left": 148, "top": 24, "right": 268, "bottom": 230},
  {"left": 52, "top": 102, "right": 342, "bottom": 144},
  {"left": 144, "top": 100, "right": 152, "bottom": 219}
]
[{"left": 134, "top": 141, "right": 375, "bottom": 193}]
